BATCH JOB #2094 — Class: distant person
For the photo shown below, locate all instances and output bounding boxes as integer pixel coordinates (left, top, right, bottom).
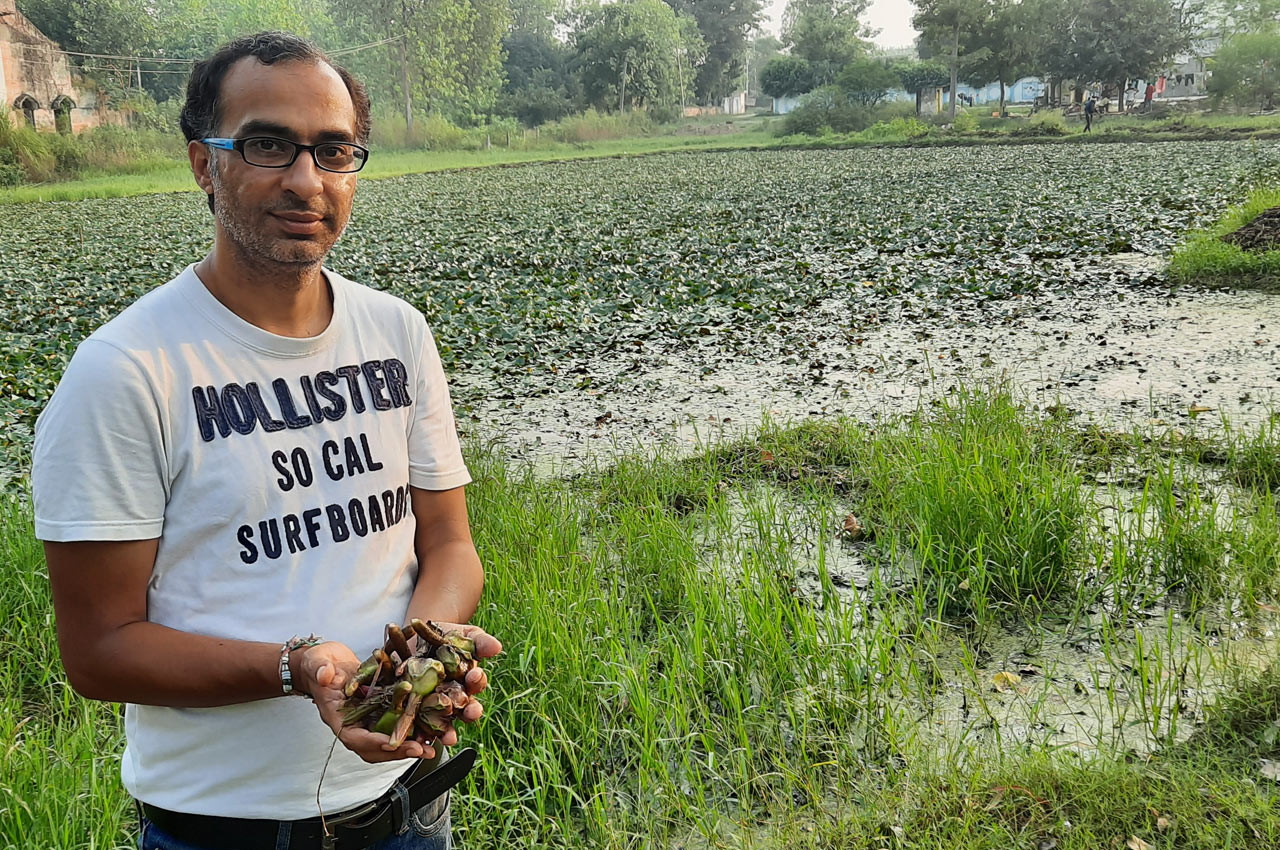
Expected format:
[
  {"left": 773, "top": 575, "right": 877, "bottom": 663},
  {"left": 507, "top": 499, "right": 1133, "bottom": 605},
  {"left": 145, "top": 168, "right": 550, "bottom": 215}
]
[
  {"left": 1084, "top": 95, "right": 1097, "bottom": 132},
  {"left": 1144, "top": 82, "right": 1156, "bottom": 111}
]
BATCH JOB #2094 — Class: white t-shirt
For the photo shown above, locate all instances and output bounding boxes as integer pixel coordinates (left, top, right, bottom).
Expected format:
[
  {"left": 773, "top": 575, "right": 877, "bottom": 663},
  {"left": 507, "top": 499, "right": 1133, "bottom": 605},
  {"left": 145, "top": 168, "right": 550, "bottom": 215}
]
[{"left": 31, "top": 264, "right": 471, "bottom": 819}]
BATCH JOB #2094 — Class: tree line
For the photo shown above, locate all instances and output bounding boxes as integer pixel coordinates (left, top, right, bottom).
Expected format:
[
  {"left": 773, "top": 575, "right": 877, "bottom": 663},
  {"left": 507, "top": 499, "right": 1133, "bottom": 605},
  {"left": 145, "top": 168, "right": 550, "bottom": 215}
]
[
  {"left": 15, "top": 0, "right": 761, "bottom": 130},
  {"left": 760, "top": 0, "right": 1280, "bottom": 122},
  {"left": 13, "top": 0, "right": 1280, "bottom": 134}
]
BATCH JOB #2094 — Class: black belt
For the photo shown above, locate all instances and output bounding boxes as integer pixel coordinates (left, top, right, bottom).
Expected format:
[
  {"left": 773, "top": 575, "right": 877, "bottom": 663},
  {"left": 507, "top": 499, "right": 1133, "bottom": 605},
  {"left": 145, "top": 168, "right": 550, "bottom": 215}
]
[{"left": 138, "top": 747, "right": 476, "bottom": 850}]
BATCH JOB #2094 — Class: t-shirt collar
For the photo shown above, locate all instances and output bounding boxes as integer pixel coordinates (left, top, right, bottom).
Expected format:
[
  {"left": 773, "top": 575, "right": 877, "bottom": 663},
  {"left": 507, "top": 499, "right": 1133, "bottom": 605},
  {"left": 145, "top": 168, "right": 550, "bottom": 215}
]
[{"left": 176, "top": 262, "right": 345, "bottom": 358}]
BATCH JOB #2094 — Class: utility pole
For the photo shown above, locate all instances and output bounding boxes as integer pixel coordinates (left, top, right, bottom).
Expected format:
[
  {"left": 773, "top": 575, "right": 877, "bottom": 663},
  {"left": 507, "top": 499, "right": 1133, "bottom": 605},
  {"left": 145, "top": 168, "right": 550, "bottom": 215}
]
[
  {"left": 620, "top": 53, "right": 629, "bottom": 112},
  {"left": 949, "top": 19, "right": 958, "bottom": 122},
  {"left": 396, "top": 22, "right": 412, "bottom": 132},
  {"left": 675, "top": 47, "right": 685, "bottom": 112}
]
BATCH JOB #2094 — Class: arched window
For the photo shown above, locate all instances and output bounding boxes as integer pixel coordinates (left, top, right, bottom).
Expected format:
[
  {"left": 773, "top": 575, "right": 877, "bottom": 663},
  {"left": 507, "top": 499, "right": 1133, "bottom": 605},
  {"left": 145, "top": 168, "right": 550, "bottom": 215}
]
[
  {"left": 52, "top": 95, "right": 75, "bottom": 135},
  {"left": 14, "top": 94, "right": 38, "bottom": 128}
]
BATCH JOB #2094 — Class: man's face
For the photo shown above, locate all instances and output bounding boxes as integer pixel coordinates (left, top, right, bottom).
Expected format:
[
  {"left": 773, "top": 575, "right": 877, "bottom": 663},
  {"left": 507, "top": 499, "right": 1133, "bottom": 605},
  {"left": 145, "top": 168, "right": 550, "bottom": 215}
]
[{"left": 194, "top": 58, "right": 360, "bottom": 268}]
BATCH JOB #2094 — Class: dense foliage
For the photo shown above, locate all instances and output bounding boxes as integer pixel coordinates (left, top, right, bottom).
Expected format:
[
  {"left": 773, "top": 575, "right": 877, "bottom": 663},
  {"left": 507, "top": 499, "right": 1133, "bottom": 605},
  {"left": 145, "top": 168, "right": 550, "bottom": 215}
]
[
  {"left": 572, "top": 0, "right": 703, "bottom": 112},
  {"left": 1208, "top": 28, "right": 1280, "bottom": 109},
  {"left": 759, "top": 55, "right": 815, "bottom": 98},
  {"left": 781, "top": 0, "right": 870, "bottom": 85},
  {"left": 665, "top": 0, "right": 765, "bottom": 102}
]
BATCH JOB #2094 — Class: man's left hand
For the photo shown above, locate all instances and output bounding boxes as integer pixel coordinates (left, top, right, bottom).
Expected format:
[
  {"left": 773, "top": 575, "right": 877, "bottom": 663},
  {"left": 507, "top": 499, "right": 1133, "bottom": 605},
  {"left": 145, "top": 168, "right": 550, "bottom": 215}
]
[{"left": 400, "top": 621, "right": 500, "bottom": 756}]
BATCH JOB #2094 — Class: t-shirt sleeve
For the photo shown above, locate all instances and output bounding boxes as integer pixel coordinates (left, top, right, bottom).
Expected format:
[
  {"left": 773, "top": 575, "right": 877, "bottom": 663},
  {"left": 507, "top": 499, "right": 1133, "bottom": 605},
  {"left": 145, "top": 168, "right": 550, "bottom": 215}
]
[
  {"left": 32, "top": 339, "right": 169, "bottom": 541},
  {"left": 406, "top": 319, "right": 470, "bottom": 491}
]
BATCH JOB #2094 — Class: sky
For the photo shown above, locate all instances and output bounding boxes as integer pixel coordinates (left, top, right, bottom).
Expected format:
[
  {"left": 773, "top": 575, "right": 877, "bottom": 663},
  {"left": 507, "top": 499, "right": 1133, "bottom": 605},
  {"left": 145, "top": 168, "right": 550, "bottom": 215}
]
[{"left": 763, "top": 0, "right": 920, "bottom": 49}]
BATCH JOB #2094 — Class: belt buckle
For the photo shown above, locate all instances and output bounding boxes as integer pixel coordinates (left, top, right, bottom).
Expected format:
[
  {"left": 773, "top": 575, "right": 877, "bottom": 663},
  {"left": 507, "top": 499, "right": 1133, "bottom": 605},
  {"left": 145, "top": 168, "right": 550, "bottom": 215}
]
[
  {"left": 317, "top": 799, "right": 383, "bottom": 850},
  {"left": 324, "top": 798, "right": 381, "bottom": 829}
]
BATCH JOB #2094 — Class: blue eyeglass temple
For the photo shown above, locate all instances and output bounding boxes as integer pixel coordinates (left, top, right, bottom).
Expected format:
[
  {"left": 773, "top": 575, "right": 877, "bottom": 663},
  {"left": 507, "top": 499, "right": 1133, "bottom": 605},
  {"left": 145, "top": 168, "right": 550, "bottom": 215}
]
[{"left": 201, "top": 138, "right": 365, "bottom": 155}]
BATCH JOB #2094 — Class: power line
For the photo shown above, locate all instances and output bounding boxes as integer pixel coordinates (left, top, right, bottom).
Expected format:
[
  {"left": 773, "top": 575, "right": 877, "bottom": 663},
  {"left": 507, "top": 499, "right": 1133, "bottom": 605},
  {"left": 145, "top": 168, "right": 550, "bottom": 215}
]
[
  {"left": 12, "top": 42, "right": 195, "bottom": 64},
  {"left": 77, "top": 64, "right": 194, "bottom": 76},
  {"left": 329, "top": 35, "right": 404, "bottom": 56},
  {"left": 61, "top": 49, "right": 195, "bottom": 64},
  {"left": 12, "top": 35, "right": 405, "bottom": 70}
]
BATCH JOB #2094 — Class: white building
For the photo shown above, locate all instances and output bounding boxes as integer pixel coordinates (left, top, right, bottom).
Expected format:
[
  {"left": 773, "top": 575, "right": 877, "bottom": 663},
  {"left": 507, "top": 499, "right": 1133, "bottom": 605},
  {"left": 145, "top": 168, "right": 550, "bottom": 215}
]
[
  {"left": 772, "top": 94, "right": 800, "bottom": 115},
  {"left": 722, "top": 90, "right": 746, "bottom": 115}
]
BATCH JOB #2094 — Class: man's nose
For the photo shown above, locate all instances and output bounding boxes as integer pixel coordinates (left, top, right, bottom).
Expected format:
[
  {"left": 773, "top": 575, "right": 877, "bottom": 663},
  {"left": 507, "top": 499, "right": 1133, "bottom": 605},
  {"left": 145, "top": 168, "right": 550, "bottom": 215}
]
[{"left": 280, "top": 149, "right": 324, "bottom": 198}]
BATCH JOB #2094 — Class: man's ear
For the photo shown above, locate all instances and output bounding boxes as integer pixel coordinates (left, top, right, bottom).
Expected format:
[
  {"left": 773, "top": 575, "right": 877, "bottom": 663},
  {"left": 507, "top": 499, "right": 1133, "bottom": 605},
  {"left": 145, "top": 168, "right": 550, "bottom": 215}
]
[{"left": 188, "top": 139, "right": 214, "bottom": 198}]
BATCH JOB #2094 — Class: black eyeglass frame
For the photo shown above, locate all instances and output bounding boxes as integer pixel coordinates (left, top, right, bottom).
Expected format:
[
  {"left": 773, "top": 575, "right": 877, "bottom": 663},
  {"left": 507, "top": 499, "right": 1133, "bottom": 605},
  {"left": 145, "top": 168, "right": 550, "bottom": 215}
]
[{"left": 201, "top": 136, "right": 370, "bottom": 173}]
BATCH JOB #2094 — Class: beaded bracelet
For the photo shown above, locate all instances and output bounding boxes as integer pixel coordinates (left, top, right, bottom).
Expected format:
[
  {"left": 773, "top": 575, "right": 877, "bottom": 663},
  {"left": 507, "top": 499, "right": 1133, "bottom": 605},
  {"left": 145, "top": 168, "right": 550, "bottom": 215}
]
[{"left": 280, "top": 634, "right": 323, "bottom": 697}]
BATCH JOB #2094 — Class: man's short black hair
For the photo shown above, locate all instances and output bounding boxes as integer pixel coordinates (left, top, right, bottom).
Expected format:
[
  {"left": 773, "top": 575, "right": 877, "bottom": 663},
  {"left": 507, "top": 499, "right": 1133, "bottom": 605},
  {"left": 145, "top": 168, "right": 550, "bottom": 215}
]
[{"left": 181, "top": 31, "right": 372, "bottom": 214}]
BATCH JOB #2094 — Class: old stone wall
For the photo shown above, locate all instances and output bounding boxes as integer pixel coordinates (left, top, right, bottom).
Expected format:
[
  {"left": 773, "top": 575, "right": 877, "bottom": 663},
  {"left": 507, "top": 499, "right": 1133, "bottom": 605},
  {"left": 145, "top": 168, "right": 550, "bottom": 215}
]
[{"left": 0, "top": 0, "right": 127, "bottom": 133}]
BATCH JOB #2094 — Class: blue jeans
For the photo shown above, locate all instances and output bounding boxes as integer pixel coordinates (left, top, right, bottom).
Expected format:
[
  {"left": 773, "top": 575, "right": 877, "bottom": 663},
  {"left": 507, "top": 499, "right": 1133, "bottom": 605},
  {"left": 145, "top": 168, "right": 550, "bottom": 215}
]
[{"left": 137, "top": 791, "right": 452, "bottom": 850}]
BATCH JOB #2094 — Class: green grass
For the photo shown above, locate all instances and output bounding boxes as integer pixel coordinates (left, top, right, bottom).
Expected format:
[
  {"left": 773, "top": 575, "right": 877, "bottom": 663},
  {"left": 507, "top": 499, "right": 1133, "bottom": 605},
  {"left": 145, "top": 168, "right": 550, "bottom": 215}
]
[
  {"left": 7, "top": 108, "right": 1280, "bottom": 205},
  {"left": 865, "top": 388, "right": 1087, "bottom": 616},
  {"left": 5, "top": 388, "right": 1279, "bottom": 847},
  {"left": 1170, "top": 186, "right": 1280, "bottom": 287}
]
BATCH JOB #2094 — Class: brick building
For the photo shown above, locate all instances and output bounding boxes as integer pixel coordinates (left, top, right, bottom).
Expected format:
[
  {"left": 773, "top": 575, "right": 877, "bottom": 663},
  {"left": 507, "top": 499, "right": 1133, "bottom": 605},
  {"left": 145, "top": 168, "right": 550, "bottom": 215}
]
[{"left": 0, "top": 0, "right": 126, "bottom": 133}]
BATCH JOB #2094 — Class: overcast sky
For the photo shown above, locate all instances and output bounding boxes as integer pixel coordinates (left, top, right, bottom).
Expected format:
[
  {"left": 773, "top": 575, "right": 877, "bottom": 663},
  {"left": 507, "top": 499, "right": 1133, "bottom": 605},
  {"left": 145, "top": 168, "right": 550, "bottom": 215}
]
[{"left": 763, "top": 0, "right": 920, "bottom": 49}]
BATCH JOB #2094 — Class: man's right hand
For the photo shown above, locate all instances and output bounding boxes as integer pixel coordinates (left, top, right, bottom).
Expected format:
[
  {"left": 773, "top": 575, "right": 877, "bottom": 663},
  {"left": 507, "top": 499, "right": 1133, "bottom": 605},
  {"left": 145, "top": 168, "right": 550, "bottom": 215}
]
[{"left": 301, "top": 642, "right": 438, "bottom": 763}]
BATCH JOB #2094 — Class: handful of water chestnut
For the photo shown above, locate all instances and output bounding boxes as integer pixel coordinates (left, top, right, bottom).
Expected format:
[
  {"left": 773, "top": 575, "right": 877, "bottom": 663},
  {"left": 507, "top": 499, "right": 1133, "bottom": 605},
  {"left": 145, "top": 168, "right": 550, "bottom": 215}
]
[{"left": 341, "top": 619, "right": 481, "bottom": 748}]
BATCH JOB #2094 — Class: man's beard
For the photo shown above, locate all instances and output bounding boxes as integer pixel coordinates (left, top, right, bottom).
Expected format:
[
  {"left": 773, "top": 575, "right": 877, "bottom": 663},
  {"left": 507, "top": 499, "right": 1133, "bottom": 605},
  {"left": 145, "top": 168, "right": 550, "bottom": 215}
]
[{"left": 209, "top": 162, "right": 344, "bottom": 267}]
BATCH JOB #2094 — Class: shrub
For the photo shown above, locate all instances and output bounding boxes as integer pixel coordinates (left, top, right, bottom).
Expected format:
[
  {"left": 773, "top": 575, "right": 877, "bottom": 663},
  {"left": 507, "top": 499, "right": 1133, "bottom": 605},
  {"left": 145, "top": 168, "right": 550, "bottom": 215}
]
[
  {"left": 45, "top": 132, "right": 87, "bottom": 173},
  {"left": 1013, "top": 110, "right": 1069, "bottom": 137},
  {"left": 0, "top": 148, "right": 23, "bottom": 187},
  {"left": 951, "top": 111, "right": 979, "bottom": 134},
  {"left": 74, "top": 125, "right": 183, "bottom": 172},
  {"left": 0, "top": 112, "right": 55, "bottom": 182},
  {"left": 542, "top": 108, "right": 654, "bottom": 144},
  {"left": 496, "top": 85, "right": 576, "bottom": 127},
  {"left": 858, "top": 115, "right": 934, "bottom": 142},
  {"left": 783, "top": 86, "right": 875, "bottom": 136},
  {"left": 420, "top": 113, "right": 468, "bottom": 150},
  {"left": 648, "top": 102, "right": 681, "bottom": 125}
]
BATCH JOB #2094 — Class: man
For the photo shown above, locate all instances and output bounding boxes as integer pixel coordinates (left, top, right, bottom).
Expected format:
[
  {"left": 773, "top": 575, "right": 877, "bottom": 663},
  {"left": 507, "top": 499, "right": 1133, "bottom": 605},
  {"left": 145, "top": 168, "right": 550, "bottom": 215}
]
[
  {"left": 1144, "top": 82, "right": 1156, "bottom": 111},
  {"left": 30, "top": 31, "right": 499, "bottom": 850},
  {"left": 1083, "top": 94, "right": 1096, "bottom": 133}
]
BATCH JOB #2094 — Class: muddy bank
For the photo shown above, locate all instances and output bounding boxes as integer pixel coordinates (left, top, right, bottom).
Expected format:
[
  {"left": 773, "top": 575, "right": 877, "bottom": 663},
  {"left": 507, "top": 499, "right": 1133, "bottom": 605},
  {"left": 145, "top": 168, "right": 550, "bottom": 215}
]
[{"left": 1224, "top": 206, "right": 1280, "bottom": 252}]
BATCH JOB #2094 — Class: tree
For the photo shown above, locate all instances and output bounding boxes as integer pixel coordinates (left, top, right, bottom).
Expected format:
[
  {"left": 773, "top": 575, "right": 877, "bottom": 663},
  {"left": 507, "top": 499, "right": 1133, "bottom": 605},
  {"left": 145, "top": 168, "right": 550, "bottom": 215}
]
[
  {"left": 508, "top": 0, "right": 564, "bottom": 38},
  {"left": 153, "top": 0, "right": 334, "bottom": 100},
  {"left": 663, "top": 0, "right": 765, "bottom": 103},
  {"left": 1029, "top": 0, "right": 1193, "bottom": 110},
  {"left": 836, "top": 57, "right": 899, "bottom": 105},
  {"left": 498, "top": 30, "right": 579, "bottom": 125},
  {"left": 960, "top": 0, "right": 1034, "bottom": 115},
  {"left": 895, "top": 59, "right": 950, "bottom": 114},
  {"left": 328, "top": 0, "right": 510, "bottom": 124},
  {"left": 17, "top": 0, "right": 158, "bottom": 58},
  {"left": 573, "top": 0, "right": 703, "bottom": 112},
  {"left": 912, "top": 0, "right": 986, "bottom": 120},
  {"left": 782, "top": 0, "right": 870, "bottom": 85},
  {"left": 1203, "top": 0, "right": 1279, "bottom": 36},
  {"left": 748, "top": 35, "right": 784, "bottom": 94},
  {"left": 17, "top": 0, "right": 335, "bottom": 104},
  {"left": 759, "top": 55, "right": 816, "bottom": 97},
  {"left": 1207, "top": 27, "right": 1280, "bottom": 108}
]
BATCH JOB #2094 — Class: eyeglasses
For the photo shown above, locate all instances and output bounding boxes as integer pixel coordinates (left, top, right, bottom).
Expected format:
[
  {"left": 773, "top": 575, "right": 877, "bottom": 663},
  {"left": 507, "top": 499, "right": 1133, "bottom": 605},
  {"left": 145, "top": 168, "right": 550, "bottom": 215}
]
[{"left": 202, "top": 136, "right": 369, "bottom": 173}]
